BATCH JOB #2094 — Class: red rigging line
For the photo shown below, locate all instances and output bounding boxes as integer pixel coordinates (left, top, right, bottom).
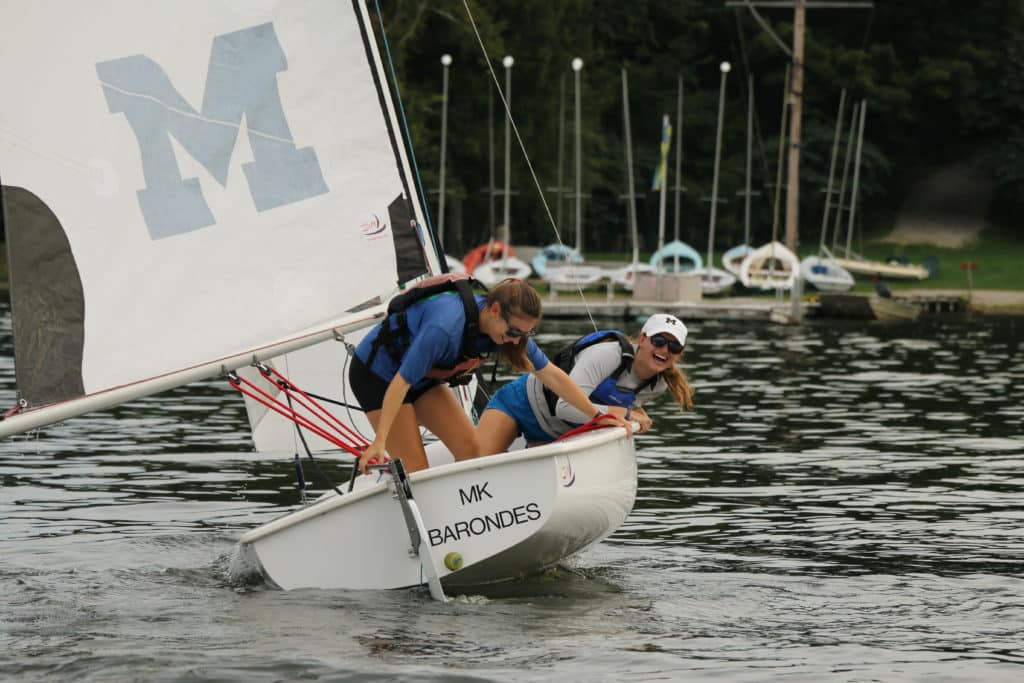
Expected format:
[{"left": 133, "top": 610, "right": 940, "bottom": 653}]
[
  {"left": 555, "top": 413, "right": 623, "bottom": 442},
  {"left": 228, "top": 368, "right": 368, "bottom": 459}
]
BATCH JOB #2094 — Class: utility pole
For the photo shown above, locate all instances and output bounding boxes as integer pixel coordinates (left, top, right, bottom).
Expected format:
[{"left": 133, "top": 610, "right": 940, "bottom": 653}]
[{"left": 726, "top": 1, "right": 873, "bottom": 253}]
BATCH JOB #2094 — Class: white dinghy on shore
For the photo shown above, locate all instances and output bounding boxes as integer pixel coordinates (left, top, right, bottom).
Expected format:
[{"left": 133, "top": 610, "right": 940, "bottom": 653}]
[{"left": 0, "top": 1, "right": 639, "bottom": 601}]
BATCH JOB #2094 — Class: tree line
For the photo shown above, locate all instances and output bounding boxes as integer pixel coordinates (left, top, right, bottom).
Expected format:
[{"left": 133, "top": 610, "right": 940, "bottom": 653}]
[{"left": 374, "top": 0, "right": 1024, "bottom": 256}]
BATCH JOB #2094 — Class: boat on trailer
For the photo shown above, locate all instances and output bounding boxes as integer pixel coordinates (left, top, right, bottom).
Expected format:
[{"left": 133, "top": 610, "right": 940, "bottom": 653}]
[{"left": 0, "top": 0, "right": 638, "bottom": 601}]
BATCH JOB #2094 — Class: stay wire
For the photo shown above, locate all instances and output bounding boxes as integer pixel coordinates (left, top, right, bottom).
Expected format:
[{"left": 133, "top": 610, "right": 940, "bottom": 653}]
[
  {"left": 283, "top": 387, "right": 346, "bottom": 498},
  {"left": 461, "top": 0, "right": 598, "bottom": 333}
]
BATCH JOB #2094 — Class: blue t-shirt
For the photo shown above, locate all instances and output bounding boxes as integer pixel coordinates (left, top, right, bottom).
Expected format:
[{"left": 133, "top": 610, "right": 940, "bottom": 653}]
[{"left": 355, "top": 293, "right": 548, "bottom": 391}]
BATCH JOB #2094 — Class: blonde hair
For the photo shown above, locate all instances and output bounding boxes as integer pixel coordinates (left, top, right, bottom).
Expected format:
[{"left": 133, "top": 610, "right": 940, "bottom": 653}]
[
  {"left": 661, "top": 363, "right": 694, "bottom": 411},
  {"left": 485, "top": 279, "right": 542, "bottom": 372}
]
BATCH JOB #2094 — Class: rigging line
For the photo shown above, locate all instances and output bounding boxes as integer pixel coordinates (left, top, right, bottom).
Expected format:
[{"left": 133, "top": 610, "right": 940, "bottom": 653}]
[
  {"left": 460, "top": 0, "right": 598, "bottom": 333},
  {"left": 373, "top": 0, "right": 435, "bottom": 238},
  {"left": 283, "top": 355, "right": 300, "bottom": 456}
]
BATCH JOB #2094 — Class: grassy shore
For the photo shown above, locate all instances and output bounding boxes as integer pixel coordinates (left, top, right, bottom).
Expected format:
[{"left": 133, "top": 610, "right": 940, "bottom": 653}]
[{"left": 589, "top": 229, "right": 1024, "bottom": 293}]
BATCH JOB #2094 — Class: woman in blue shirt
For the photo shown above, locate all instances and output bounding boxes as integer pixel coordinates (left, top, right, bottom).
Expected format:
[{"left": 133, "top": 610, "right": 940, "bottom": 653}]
[{"left": 349, "top": 278, "right": 626, "bottom": 473}]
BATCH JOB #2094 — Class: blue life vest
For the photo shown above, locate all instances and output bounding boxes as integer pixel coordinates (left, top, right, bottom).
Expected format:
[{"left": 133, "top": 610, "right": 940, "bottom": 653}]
[
  {"left": 366, "top": 273, "right": 486, "bottom": 386},
  {"left": 542, "top": 330, "right": 656, "bottom": 415}
]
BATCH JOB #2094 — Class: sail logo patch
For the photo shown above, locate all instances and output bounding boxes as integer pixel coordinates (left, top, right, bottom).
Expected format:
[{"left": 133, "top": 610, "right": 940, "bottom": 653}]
[
  {"left": 97, "top": 23, "right": 329, "bottom": 240},
  {"left": 360, "top": 214, "right": 389, "bottom": 240}
]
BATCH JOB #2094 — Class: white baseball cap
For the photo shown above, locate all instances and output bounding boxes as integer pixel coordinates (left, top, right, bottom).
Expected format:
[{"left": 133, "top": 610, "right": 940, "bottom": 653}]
[{"left": 640, "top": 313, "right": 688, "bottom": 347}]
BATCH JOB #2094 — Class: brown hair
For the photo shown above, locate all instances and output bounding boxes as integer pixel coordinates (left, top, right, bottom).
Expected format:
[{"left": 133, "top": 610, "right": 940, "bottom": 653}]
[{"left": 485, "top": 279, "right": 543, "bottom": 372}]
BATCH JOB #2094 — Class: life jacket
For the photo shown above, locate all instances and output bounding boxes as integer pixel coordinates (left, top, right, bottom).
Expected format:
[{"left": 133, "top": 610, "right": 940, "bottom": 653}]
[
  {"left": 542, "top": 330, "right": 657, "bottom": 415},
  {"left": 367, "top": 273, "right": 486, "bottom": 387}
]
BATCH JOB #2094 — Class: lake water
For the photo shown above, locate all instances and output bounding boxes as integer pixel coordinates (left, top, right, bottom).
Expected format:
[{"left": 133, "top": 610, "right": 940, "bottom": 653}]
[{"left": 2, "top": 303, "right": 1023, "bottom": 682}]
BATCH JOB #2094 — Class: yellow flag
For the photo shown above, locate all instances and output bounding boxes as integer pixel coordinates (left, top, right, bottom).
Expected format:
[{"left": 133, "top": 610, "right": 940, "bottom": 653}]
[{"left": 652, "top": 115, "right": 672, "bottom": 191}]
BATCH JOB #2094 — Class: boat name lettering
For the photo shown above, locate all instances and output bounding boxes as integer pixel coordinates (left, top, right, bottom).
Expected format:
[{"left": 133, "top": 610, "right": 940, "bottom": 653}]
[
  {"left": 428, "top": 502, "right": 541, "bottom": 546},
  {"left": 96, "top": 22, "right": 329, "bottom": 240},
  {"left": 458, "top": 482, "right": 493, "bottom": 505}
]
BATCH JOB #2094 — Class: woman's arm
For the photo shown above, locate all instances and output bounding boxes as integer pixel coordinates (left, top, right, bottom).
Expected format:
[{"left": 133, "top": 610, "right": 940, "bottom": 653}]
[
  {"left": 534, "top": 363, "right": 632, "bottom": 434},
  {"left": 359, "top": 374, "right": 412, "bottom": 473}
]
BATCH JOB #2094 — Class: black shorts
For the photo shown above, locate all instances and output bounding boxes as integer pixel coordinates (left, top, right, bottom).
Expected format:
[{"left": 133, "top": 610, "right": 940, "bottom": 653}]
[{"left": 348, "top": 355, "right": 442, "bottom": 412}]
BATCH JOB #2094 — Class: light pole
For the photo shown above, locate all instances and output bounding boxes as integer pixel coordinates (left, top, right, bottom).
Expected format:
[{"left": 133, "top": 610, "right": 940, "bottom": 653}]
[
  {"left": 438, "top": 53, "right": 452, "bottom": 249},
  {"left": 706, "top": 61, "right": 730, "bottom": 272},
  {"left": 572, "top": 57, "right": 583, "bottom": 253},
  {"left": 501, "top": 55, "right": 513, "bottom": 254}
]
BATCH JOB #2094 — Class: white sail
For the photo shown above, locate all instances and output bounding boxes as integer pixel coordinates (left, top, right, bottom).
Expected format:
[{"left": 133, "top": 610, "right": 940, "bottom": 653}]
[{"left": 0, "top": 1, "right": 437, "bottom": 435}]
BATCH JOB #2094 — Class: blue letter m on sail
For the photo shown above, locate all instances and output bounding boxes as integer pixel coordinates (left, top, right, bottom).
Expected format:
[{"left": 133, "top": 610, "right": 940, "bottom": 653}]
[{"left": 97, "top": 23, "right": 328, "bottom": 239}]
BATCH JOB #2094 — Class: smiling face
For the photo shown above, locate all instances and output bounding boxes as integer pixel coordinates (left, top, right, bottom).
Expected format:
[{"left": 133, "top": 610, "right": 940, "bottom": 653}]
[{"left": 635, "top": 331, "right": 684, "bottom": 379}]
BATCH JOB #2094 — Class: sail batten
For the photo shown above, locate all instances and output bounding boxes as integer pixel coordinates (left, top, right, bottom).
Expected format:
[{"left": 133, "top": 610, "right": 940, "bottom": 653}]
[{"left": 0, "top": 1, "right": 434, "bottom": 435}]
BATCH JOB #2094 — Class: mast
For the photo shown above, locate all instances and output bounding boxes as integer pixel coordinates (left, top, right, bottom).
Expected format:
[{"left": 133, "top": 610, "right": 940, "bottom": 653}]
[
  {"left": 742, "top": 74, "right": 755, "bottom": 247},
  {"left": 621, "top": 69, "right": 640, "bottom": 271},
  {"left": 819, "top": 88, "right": 846, "bottom": 254},
  {"left": 672, "top": 75, "right": 685, "bottom": 272},
  {"left": 655, "top": 114, "right": 671, "bottom": 271},
  {"left": 555, "top": 73, "right": 566, "bottom": 234},
  {"left": 832, "top": 100, "right": 859, "bottom": 253},
  {"left": 437, "top": 54, "right": 452, "bottom": 249},
  {"left": 706, "top": 62, "right": 731, "bottom": 271},
  {"left": 501, "top": 55, "right": 513, "bottom": 257},
  {"left": 487, "top": 82, "right": 496, "bottom": 241},
  {"left": 727, "top": 1, "right": 875, "bottom": 253},
  {"left": 844, "top": 99, "right": 867, "bottom": 258},
  {"left": 572, "top": 57, "right": 584, "bottom": 253}
]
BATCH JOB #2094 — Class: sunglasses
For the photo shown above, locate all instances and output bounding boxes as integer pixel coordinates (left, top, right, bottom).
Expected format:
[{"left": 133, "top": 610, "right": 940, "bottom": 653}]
[
  {"left": 650, "top": 334, "right": 684, "bottom": 354},
  {"left": 500, "top": 307, "right": 535, "bottom": 339}
]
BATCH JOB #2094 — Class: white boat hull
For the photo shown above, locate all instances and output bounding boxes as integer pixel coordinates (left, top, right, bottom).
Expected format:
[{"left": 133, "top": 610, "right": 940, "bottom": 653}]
[
  {"left": 543, "top": 263, "right": 608, "bottom": 291},
  {"left": 800, "top": 255, "right": 855, "bottom": 293},
  {"left": 739, "top": 240, "right": 800, "bottom": 290},
  {"left": 239, "top": 427, "right": 637, "bottom": 590},
  {"left": 473, "top": 257, "right": 533, "bottom": 288},
  {"left": 830, "top": 256, "right": 929, "bottom": 281},
  {"left": 691, "top": 266, "right": 736, "bottom": 296},
  {"left": 610, "top": 263, "right": 656, "bottom": 291},
  {"left": 722, "top": 244, "right": 754, "bottom": 279}
]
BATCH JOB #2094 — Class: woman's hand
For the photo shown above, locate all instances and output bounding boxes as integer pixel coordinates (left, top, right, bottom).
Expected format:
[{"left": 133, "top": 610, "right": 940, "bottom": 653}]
[
  {"left": 359, "top": 440, "right": 388, "bottom": 474},
  {"left": 599, "top": 406, "right": 633, "bottom": 437},
  {"left": 630, "top": 407, "right": 653, "bottom": 434}
]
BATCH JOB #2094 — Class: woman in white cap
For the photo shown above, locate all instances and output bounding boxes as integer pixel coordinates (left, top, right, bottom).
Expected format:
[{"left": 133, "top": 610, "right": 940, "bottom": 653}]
[{"left": 476, "top": 313, "right": 694, "bottom": 455}]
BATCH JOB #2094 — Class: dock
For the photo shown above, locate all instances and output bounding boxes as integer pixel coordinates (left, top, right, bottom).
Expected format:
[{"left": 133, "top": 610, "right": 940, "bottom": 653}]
[{"left": 540, "top": 294, "right": 816, "bottom": 322}]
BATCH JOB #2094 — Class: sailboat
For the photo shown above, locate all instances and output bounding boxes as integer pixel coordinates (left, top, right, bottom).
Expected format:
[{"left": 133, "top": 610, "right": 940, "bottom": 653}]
[
  {"left": 801, "top": 91, "right": 854, "bottom": 293},
  {"left": 542, "top": 57, "right": 606, "bottom": 292},
  {"left": 472, "top": 56, "right": 532, "bottom": 288},
  {"left": 690, "top": 63, "right": 737, "bottom": 296},
  {"left": 610, "top": 68, "right": 655, "bottom": 290},
  {"left": 648, "top": 77, "right": 703, "bottom": 276},
  {"left": 739, "top": 65, "right": 799, "bottom": 291},
  {"left": 722, "top": 75, "right": 758, "bottom": 279},
  {"left": 827, "top": 101, "right": 929, "bottom": 281},
  {"left": 533, "top": 73, "right": 585, "bottom": 280},
  {"left": 0, "top": 1, "right": 635, "bottom": 600}
]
